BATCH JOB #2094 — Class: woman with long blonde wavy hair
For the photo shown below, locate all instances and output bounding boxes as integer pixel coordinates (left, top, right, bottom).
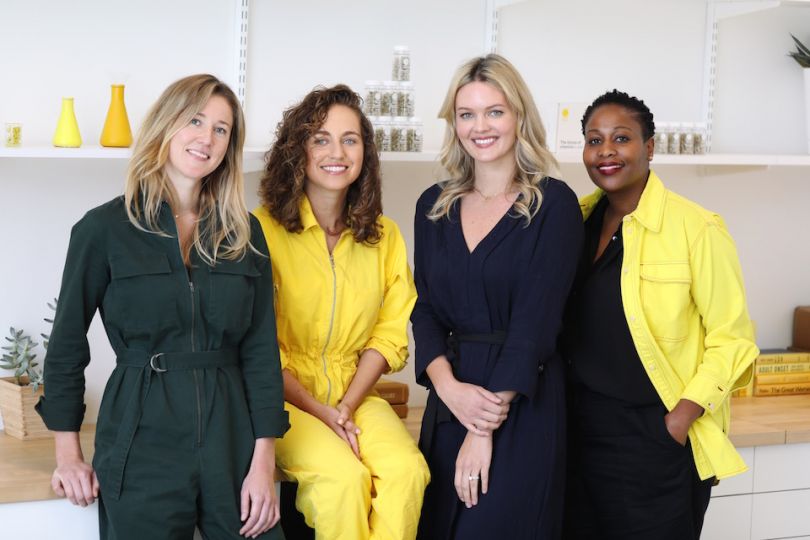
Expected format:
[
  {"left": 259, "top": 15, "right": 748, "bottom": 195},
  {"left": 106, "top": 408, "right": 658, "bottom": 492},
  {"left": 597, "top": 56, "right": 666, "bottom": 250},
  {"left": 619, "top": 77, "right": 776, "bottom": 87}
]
[
  {"left": 412, "top": 54, "right": 583, "bottom": 539},
  {"left": 36, "top": 74, "right": 288, "bottom": 540}
]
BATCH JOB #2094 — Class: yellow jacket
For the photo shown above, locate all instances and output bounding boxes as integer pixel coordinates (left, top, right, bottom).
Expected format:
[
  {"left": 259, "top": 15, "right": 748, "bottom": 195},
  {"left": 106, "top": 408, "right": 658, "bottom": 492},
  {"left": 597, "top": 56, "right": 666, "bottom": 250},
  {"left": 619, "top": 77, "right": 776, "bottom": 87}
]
[
  {"left": 579, "top": 171, "right": 758, "bottom": 480},
  {"left": 253, "top": 198, "right": 417, "bottom": 407}
]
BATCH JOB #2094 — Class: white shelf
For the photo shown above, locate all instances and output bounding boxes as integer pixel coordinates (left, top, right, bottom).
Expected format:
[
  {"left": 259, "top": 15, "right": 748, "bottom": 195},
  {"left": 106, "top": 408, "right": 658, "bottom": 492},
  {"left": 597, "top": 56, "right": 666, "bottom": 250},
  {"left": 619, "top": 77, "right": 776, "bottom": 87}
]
[
  {"left": 0, "top": 145, "right": 131, "bottom": 159},
  {"left": 555, "top": 151, "right": 810, "bottom": 167},
  {"left": 3, "top": 146, "right": 810, "bottom": 168}
]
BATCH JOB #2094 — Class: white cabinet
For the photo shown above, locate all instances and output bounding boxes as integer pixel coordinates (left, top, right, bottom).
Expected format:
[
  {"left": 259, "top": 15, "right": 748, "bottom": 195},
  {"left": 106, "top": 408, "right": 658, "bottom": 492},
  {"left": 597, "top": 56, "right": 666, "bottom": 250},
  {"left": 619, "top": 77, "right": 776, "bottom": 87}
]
[{"left": 704, "top": 443, "right": 810, "bottom": 540}]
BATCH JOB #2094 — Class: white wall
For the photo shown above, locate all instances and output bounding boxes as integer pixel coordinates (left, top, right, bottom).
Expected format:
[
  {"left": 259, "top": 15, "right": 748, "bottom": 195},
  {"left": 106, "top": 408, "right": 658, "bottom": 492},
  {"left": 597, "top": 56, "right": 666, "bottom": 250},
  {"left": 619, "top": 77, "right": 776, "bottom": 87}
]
[
  {"left": 0, "top": 0, "right": 239, "bottom": 147},
  {"left": 243, "top": 0, "right": 488, "bottom": 149},
  {"left": 2, "top": 1, "right": 809, "bottom": 425}
]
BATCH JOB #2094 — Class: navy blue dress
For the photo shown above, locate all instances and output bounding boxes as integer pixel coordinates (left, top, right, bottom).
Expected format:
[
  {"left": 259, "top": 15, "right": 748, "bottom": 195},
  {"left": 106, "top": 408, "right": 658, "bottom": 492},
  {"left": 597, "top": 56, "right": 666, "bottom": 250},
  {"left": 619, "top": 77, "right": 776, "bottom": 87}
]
[{"left": 412, "top": 178, "right": 583, "bottom": 540}]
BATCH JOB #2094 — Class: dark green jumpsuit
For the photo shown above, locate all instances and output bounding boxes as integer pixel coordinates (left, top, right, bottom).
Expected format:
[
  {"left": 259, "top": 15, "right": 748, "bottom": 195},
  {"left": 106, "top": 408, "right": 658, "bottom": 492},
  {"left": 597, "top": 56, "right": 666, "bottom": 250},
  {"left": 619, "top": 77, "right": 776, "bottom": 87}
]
[{"left": 36, "top": 197, "right": 289, "bottom": 540}]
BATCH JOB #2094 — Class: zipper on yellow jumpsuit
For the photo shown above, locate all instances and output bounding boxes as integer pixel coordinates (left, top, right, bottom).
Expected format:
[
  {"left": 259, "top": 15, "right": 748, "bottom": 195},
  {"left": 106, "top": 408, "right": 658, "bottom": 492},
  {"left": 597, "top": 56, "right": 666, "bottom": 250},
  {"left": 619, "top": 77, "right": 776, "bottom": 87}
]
[{"left": 321, "top": 254, "right": 337, "bottom": 406}]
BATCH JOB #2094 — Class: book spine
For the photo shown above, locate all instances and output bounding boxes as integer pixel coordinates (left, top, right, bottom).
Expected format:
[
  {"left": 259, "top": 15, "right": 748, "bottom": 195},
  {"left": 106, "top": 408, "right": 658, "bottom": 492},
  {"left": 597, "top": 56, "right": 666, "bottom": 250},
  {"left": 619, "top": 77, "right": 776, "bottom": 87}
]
[
  {"left": 755, "top": 372, "right": 810, "bottom": 385},
  {"left": 755, "top": 352, "right": 810, "bottom": 365},
  {"left": 754, "top": 383, "right": 810, "bottom": 396},
  {"left": 754, "top": 362, "right": 810, "bottom": 374}
]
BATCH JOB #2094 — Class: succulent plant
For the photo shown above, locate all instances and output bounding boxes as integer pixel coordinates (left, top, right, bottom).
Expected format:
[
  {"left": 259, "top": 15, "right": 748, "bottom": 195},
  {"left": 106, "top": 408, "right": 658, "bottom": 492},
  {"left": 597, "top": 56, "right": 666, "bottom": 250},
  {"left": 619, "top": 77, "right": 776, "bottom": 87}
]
[
  {"left": 1, "top": 328, "right": 43, "bottom": 392},
  {"left": 0, "top": 299, "right": 57, "bottom": 393},
  {"left": 789, "top": 34, "right": 810, "bottom": 68}
]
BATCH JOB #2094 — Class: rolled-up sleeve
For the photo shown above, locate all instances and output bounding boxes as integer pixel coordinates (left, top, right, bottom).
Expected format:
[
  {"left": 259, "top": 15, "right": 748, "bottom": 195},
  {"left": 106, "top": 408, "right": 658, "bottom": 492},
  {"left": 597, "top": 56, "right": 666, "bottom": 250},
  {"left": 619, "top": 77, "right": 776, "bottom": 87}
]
[
  {"left": 364, "top": 219, "right": 417, "bottom": 374},
  {"left": 680, "top": 216, "right": 758, "bottom": 414}
]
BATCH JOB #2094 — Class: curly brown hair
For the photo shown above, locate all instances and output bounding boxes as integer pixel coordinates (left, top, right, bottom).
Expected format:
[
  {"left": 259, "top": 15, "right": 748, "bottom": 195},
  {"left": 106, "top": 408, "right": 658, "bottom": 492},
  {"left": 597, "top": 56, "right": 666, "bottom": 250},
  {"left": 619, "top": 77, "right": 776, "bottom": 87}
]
[{"left": 259, "top": 84, "right": 382, "bottom": 244}]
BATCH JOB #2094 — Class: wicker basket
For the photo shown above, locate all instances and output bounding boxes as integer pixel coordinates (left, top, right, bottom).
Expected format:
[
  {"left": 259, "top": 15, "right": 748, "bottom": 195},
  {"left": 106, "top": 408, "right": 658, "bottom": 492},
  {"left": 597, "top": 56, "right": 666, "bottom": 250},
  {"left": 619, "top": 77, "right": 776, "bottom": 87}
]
[{"left": 0, "top": 376, "right": 51, "bottom": 440}]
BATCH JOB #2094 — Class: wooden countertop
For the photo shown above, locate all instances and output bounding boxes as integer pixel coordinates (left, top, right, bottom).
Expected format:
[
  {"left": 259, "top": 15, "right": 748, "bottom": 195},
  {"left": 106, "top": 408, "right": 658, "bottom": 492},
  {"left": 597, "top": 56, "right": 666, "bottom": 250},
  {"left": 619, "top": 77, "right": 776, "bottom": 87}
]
[
  {"left": 0, "top": 424, "right": 95, "bottom": 504},
  {"left": 2, "top": 397, "right": 809, "bottom": 505},
  {"left": 727, "top": 395, "right": 810, "bottom": 447}
]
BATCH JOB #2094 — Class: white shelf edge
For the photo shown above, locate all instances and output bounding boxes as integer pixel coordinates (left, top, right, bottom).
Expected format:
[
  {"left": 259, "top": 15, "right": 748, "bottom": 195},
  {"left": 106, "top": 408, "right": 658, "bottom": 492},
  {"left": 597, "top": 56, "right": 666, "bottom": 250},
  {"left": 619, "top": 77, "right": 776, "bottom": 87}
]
[
  {"left": 0, "top": 146, "right": 131, "bottom": 159},
  {"left": 4, "top": 146, "right": 810, "bottom": 167},
  {"left": 555, "top": 152, "right": 810, "bottom": 167}
]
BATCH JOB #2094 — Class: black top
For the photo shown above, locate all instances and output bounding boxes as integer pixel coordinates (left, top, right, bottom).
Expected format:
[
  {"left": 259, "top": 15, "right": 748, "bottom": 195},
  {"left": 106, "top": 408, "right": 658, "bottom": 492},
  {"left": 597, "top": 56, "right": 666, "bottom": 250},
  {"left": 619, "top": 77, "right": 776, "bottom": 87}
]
[{"left": 564, "top": 196, "right": 660, "bottom": 405}]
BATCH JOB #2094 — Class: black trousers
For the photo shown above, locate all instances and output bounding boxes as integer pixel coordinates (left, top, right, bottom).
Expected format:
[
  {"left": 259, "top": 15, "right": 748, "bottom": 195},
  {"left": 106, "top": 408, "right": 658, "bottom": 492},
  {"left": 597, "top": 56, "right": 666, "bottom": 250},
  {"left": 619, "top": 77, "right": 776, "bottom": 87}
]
[{"left": 564, "top": 389, "right": 713, "bottom": 540}]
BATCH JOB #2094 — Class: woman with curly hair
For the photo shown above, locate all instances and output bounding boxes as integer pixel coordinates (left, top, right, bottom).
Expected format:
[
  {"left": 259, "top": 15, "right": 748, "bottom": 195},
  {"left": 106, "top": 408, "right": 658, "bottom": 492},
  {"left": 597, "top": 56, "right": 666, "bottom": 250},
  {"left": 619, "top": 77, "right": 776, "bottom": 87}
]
[
  {"left": 254, "top": 84, "right": 430, "bottom": 540},
  {"left": 412, "top": 54, "right": 582, "bottom": 539}
]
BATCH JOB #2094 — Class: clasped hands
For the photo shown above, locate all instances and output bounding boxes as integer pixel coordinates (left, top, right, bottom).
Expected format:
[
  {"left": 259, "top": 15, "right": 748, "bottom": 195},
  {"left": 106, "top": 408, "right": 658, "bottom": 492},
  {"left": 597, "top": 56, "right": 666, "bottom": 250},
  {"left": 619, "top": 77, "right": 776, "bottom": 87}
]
[
  {"left": 316, "top": 401, "right": 362, "bottom": 457},
  {"left": 436, "top": 380, "right": 510, "bottom": 508}
]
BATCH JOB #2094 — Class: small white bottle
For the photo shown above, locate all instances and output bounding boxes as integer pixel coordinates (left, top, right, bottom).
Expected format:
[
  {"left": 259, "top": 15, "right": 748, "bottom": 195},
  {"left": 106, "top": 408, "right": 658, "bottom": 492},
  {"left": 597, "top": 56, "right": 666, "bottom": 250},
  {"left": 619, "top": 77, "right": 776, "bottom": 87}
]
[
  {"left": 693, "top": 122, "right": 707, "bottom": 154},
  {"left": 667, "top": 122, "right": 681, "bottom": 155},
  {"left": 398, "top": 82, "right": 414, "bottom": 117},
  {"left": 392, "top": 46, "right": 411, "bottom": 81},
  {"left": 680, "top": 122, "right": 695, "bottom": 155},
  {"left": 365, "top": 81, "right": 381, "bottom": 117},
  {"left": 407, "top": 118, "right": 423, "bottom": 152},
  {"left": 654, "top": 123, "right": 669, "bottom": 154}
]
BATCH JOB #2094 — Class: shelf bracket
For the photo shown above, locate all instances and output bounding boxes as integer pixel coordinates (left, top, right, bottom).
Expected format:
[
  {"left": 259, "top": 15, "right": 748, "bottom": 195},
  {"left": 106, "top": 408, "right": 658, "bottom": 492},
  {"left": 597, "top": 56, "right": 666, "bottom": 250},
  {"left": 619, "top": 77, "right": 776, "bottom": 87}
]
[{"left": 233, "top": 0, "right": 250, "bottom": 107}]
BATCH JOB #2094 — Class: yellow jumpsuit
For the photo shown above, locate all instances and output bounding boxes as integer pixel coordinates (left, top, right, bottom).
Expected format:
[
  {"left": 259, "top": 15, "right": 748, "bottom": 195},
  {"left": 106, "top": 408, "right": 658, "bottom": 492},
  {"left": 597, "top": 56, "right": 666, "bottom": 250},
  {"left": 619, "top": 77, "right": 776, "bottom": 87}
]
[{"left": 254, "top": 199, "right": 430, "bottom": 540}]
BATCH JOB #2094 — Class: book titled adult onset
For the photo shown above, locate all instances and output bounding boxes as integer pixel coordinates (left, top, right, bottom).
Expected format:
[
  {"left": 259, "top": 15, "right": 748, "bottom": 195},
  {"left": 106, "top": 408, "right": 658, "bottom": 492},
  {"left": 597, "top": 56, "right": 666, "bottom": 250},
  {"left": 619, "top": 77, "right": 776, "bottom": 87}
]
[
  {"left": 754, "top": 362, "right": 810, "bottom": 375},
  {"left": 754, "top": 382, "right": 810, "bottom": 396}
]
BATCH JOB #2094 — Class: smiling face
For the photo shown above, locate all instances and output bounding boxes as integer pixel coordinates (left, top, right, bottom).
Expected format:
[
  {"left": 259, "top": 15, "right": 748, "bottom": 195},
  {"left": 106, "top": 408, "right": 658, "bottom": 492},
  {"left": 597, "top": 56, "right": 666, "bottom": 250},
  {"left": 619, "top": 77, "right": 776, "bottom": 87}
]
[
  {"left": 164, "top": 94, "right": 233, "bottom": 185},
  {"left": 582, "top": 103, "right": 653, "bottom": 197},
  {"left": 304, "top": 104, "right": 364, "bottom": 197},
  {"left": 454, "top": 81, "right": 517, "bottom": 168}
]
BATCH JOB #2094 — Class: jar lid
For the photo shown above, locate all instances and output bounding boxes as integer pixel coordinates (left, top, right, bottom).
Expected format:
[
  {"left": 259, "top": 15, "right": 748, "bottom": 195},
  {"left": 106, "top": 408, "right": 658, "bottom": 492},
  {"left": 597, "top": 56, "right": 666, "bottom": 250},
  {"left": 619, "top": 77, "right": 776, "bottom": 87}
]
[{"left": 393, "top": 45, "right": 410, "bottom": 52}]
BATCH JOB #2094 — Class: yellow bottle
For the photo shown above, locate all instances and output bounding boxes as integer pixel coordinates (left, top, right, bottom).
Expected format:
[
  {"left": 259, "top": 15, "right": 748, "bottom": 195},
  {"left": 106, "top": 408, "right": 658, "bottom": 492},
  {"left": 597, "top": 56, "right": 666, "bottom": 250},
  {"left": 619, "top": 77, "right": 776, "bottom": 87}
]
[
  {"left": 100, "top": 84, "right": 132, "bottom": 147},
  {"left": 52, "top": 97, "right": 82, "bottom": 148}
]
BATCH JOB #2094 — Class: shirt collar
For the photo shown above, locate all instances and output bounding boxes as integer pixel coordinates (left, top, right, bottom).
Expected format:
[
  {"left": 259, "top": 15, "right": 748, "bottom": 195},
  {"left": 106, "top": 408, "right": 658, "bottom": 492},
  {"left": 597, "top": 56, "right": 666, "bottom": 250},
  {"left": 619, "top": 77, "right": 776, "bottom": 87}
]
[
  {"left": 299, "top": 195, "right": 321, "bottom": 232},
  {"left": 629, "top": 169, "right": 666, "bottom": 233},
  {"left": 579, "top": 169, "right": 666, "bottom": 233}
]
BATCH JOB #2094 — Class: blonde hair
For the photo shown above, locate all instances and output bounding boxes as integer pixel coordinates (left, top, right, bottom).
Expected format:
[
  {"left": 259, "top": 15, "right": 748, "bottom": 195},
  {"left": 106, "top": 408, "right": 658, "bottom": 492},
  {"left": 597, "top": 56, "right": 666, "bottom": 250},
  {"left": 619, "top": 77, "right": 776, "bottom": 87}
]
[
  {"left": 124, "top": 73, "right": 250, "bottom": 265},
  {"left": 429, "top": 54, "right": 558, "bottom": 224}
]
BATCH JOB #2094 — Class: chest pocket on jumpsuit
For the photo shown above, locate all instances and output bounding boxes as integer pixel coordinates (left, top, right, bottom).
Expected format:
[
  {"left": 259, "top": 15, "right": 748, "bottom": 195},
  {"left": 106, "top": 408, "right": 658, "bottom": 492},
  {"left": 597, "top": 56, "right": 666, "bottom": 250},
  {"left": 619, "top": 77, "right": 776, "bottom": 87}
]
[
  {"left": 639, "top": 261, "right": 693, "bottom": 344},
  {"left": 109, "top": 252, "right": 179, "bottom": 333},
  {"left": 208, "top": 257, "right": 261, "bottom": 336}
]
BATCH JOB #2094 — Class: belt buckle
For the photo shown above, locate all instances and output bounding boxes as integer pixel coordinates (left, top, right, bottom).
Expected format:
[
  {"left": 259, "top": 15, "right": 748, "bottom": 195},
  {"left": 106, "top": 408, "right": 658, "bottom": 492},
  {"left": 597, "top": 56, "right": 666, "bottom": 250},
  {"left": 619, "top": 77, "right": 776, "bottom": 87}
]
[{"left": 149, "top": 353, "right": 167, "bottom": 373}]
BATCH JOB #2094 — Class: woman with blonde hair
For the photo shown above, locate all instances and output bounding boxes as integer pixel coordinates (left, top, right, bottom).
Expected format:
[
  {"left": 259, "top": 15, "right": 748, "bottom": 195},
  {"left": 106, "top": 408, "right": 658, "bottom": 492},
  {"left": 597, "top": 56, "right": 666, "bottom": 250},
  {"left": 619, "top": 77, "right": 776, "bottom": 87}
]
[
  {"left": 254, "top": 84, "right": 429, "bottom": 540},
  {"left": 412, "top": 54, "right": 582, "bottom": 539},
  {"left": 36, "top": 73, "right": 288, "bottom": 539}
]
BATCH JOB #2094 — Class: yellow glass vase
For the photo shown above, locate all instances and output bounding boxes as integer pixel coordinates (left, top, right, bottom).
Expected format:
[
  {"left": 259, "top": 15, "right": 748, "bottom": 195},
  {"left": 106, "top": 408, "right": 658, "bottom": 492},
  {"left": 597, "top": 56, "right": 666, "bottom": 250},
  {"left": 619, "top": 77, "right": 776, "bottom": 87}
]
[
  {"left": 52, "top": 97, "right": 82, "bottom": 148},
  {"left": 100, "top": 84, "right": 132, "bottom": 148}
]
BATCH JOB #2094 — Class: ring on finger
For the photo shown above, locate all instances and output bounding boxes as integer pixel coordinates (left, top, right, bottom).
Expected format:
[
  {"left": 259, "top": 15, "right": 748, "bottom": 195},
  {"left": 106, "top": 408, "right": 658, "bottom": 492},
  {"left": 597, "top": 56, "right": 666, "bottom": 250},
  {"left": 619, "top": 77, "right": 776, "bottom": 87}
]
[{"left": 468, "top": 475, "right": 479, "bottom": 481}]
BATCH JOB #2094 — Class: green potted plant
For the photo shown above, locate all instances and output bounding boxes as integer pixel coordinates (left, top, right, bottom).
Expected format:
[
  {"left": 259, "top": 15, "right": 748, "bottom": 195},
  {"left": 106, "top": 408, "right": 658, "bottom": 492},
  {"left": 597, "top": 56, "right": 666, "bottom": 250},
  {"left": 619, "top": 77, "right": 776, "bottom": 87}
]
[
  {"left": 789, "top": 34, "right": 810, "bottom": 67},
  {"left": 790, "top": 34, "right": 810, "bottom": 153},
  {"left": 0, "top": 300, "right": 56, "bottom": 440}
]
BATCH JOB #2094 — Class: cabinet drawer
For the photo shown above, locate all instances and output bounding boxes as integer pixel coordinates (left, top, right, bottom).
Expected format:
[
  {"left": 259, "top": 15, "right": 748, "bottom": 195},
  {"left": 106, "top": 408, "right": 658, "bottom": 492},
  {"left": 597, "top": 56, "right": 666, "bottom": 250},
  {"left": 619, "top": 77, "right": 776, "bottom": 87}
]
[
  {"left": 751, "top": 489, "right": 810, "bottom": 540},
  {"left": 753, "top": 443, "right": 810, "bottom": 492},
  {"left": 703, "top": 494, "right": 752, "bottom": 540}
]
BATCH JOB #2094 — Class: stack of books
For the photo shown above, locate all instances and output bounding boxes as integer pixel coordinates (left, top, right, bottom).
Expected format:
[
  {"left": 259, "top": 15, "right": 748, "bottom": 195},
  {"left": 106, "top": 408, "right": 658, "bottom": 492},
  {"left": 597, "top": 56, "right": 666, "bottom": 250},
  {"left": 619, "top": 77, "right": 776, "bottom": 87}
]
[
  {"left": 374, "top": 378, "right": 409, "bottom": 418},
  {"left": 732, "top": 306, "right": 810, "bottom": 398},
  {"left": 750, "top": 349, "right": 810, "bottom": 396}
]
